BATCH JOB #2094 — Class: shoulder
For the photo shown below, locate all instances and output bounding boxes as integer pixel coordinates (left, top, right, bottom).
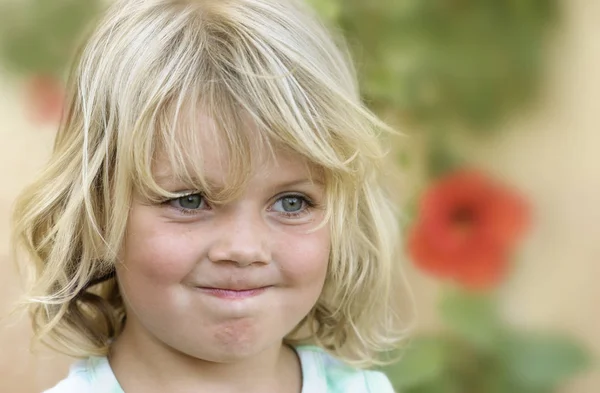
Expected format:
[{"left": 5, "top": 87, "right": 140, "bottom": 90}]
[
  {"left": 42, "top": 360, "right": 91, "bottom": 393},
  {"left": 42, "top": 357, "right": 119, "bottom": 393},
  {"left": 295, "top": 345, "right": 395, "bottom": 393}
]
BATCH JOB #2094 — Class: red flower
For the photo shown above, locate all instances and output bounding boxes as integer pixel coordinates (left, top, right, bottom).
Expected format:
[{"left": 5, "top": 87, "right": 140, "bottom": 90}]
[
  {"left": 24, "top": 75, "right": 65, "bottom": 124},
  {"left": 407, "top": 170, "right": 529, "bottom": 290}
]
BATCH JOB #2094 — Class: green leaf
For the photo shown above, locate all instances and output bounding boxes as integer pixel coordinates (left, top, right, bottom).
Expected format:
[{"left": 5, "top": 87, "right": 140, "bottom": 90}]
[
  {"left": 502, "top": 333, "right": 591, "bottom": 390},
  {"left": 380, "top": 336, "right": 448, "bottom": 389},
  {"left": 334, "top": 0, "right": 557, "bottom": 135},
  {"left": 439, "top": 289, "right": 502, "bottom": 350}
]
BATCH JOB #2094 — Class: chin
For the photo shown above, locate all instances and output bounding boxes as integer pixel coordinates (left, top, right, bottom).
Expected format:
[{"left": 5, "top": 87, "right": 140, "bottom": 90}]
[
  {"left": 199, "top": 340, "right": 276, "bottom": 364},
  {"left": 192, "top": 320, "right": 277, "bottom": 362}
]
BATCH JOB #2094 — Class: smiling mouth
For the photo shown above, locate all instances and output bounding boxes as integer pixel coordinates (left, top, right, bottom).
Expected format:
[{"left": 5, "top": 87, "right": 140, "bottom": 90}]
[{"left": 196, "top": 286, "right": 271, "bottom": 299}]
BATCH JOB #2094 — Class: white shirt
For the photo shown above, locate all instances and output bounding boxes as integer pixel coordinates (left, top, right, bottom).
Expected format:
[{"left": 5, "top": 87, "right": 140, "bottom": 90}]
[{"left": 44, "top": 345, "right": 395, "bottom": 393}]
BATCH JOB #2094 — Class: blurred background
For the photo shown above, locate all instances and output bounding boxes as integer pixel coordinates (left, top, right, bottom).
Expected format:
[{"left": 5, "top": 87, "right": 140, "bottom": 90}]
[{"left": 0, "top": 0, "right": 598, "bottom": 392}]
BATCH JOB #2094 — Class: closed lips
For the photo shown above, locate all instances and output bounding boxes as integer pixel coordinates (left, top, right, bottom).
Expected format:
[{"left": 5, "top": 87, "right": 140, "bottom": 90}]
[{"left": 200, "top": 286, "right": 271, "bottom": 291}]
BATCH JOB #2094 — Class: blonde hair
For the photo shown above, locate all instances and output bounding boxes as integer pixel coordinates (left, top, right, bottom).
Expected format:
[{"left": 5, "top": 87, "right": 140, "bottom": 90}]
[{"left": 12, "top": 0, "right": 408, "bottom": 368}]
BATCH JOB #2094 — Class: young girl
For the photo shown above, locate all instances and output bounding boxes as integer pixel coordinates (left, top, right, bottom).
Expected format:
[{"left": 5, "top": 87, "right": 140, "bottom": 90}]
[{"left": 12, "top": 0, "right": 408, "bottom": 391}]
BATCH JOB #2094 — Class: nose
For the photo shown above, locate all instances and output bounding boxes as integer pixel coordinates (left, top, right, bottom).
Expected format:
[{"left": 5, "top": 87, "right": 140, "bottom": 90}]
[{"left": 207, "top": 208, "right": 271, "bottom": 266}]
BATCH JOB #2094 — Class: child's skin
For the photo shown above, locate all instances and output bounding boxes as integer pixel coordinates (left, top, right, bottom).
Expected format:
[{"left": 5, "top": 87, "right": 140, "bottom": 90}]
[{"left": 109, "top": 113, "right": 330, "bottom": 393}]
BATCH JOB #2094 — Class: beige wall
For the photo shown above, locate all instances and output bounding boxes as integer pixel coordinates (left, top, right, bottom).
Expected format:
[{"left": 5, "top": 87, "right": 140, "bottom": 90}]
[
  {"left": 0, "top": 80, "right": 72, "bottom": 391},
  {"left": 1, "top": 0, "right": 598, "bottom": 392},
  {"left": 476, "top": 0, "right": 600, "bottom": 390}
]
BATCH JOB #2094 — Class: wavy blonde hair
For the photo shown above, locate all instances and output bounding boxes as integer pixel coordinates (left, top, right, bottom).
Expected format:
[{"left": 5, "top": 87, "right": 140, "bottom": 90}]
[{"left": 12, "top": 0, "right": 409, "bottom": 368}]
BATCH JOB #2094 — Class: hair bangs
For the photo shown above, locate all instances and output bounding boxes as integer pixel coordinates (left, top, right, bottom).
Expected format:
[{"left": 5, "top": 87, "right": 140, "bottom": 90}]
[
  {"left": 200, "top": 12, "right": 357, "bottom": 181},
  {"left": 125, "top": 87, "right": 265, "bottom": 206}
]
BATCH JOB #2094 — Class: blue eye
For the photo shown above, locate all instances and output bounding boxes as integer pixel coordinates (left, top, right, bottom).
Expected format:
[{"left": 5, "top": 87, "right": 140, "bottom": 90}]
[
  {"left": 171, "top": 194, "right": 207, "bottom": 210},
  {"left": 271, "top": 195, "right": 313, "bottom": 216},
  {"left": 280, "top": 196, "right": 303, "bottom": 212}
]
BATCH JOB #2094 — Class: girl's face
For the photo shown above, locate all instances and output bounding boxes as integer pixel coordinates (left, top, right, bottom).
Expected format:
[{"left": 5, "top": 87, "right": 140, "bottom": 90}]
[{"left": 116, "top": 117, "right": 330, "bottom": 363}]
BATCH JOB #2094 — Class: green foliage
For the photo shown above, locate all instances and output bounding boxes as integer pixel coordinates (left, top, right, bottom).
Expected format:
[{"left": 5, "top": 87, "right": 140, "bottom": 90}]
[
  {"left": 439, "top": 289, "right": 502, "bottom": 350},
  {"left": 311, "top": 0, "right": 557, "bottom": 136},
  {"left": 0, "top": 0, "right": 103, "bottom": 77},
  {"left": 380, "top": 336, "right": 448, "bottom": 389},
  {"left": 502, "top": 333, "right": 591, "bottom": 390},
  {"left": 379, "top": 288, "right": 590, "bottom": 393}
]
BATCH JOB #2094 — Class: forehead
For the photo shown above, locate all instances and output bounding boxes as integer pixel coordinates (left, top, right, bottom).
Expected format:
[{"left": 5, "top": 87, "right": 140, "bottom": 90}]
[{"left": 152, "top": 111, "right": 321, "bottom": 187}]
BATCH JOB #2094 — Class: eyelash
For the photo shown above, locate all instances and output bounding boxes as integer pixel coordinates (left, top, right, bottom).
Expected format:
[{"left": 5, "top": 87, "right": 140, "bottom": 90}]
[
  {"left": 162, "top": 193, "right": 209, "bottom": 216},
  {"left": 162, "top": 192, "right": 317, "bottom": 219},
  {"left": 270, "top": 193, "right": 316, "bottom": 218}
]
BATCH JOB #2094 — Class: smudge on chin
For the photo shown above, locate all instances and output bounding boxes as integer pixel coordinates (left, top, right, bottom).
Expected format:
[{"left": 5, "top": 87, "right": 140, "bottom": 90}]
[{"left": 213, "top": 318, "right": 258, "bottom": 353}]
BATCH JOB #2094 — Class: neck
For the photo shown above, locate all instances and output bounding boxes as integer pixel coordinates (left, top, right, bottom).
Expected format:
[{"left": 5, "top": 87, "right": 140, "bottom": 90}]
[{"left": 109, "top": 320, "right": 301, "bottom": 393}]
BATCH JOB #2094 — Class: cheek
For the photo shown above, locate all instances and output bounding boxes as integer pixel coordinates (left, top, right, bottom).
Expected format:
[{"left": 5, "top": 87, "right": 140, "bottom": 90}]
[
  {"left": 120, "top": 212, "right": 198, "bottom": 285},
  {"left": 276, "top": 226, "right": 330, "bottom": 285}
]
